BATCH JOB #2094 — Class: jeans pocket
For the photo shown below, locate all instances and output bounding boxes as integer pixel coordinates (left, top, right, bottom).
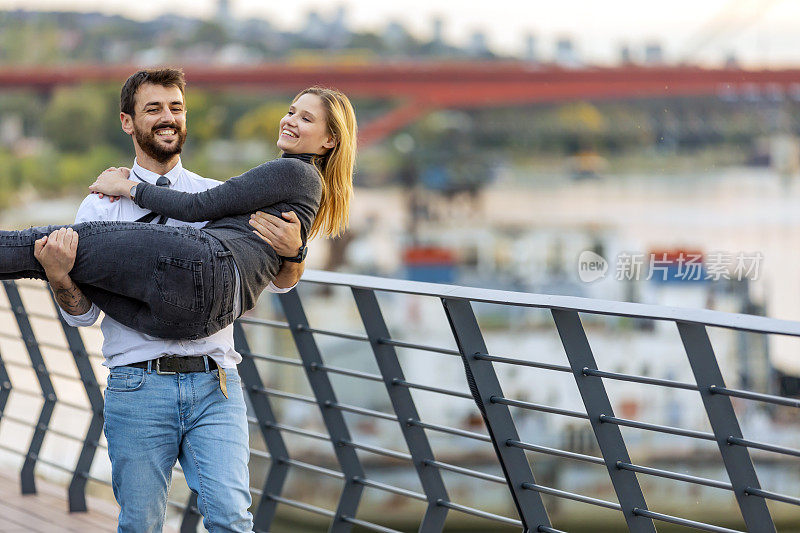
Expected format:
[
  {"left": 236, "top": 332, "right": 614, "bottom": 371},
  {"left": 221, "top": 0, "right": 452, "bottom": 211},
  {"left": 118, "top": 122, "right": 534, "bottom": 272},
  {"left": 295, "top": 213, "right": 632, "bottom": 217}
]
[
  {"left": 155, "top": 256, "right": 204, "bottom": 311},
  {"left": 106, "top": 369, "right": 146, "bottom": 392}
]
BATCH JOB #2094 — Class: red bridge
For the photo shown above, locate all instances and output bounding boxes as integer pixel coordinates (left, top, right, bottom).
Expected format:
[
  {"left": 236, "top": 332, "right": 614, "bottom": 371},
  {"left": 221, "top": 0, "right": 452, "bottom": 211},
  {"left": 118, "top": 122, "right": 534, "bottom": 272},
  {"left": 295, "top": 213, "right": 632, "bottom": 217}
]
[{"left": 2, "top": 63, "right": 799, "bottom": 146}]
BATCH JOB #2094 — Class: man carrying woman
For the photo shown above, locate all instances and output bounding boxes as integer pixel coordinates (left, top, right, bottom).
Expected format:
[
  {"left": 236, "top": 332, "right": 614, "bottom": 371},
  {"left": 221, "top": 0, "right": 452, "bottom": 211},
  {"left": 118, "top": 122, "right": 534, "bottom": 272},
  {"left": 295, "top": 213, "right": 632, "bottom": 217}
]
[{"left": 19, "top": 68, "right": 358, "bottom": 532}]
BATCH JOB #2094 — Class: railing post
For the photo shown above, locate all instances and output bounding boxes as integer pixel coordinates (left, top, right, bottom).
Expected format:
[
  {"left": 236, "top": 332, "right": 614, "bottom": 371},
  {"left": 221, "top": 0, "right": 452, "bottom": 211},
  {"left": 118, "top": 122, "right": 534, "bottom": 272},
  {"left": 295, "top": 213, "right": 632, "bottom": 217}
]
[
  {"left": 279, "top": 290, "right": 366, "bottom": 533},
  {"left": 0, "top": 347, "right": 10, "bottom": 428},
  {"left": 550, "top": 309, "right": 656, "bottom": 532},
  {"left": 48, "top": 291, "right": 104, "bottom": 513},
  {"left": 352, "top": 288, "right": 450, "bottom": 532},
  {"left": 442, "top": 297, "right": 552, "bottom": 533},
  {"left": 180, "top": 493, "right": 201, "bottom": 533},
  {"left": 676, "top": 322, "right": 775, "bottom": 532},
  {"left": 234, "top": 321, "right": 291, "bottom": 532},
  {"left": 3, "top": 281, "right": 56, "bottom": 495}
]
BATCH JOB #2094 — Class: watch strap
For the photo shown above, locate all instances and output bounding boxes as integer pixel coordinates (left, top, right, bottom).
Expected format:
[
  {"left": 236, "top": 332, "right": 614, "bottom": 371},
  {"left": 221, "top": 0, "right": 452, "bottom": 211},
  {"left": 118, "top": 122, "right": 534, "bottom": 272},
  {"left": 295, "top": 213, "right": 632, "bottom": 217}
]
[{"left": 280, "top": 243, "right": 307, "bottom": 263}]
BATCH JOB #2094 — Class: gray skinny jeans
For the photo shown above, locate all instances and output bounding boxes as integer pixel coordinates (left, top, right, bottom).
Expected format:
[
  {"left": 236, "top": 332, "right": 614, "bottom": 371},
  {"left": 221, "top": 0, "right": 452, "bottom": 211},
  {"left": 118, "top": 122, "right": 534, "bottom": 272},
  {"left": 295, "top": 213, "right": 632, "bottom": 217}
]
[{"left": 0, "top": 221, "right": 237, "bottom": 339}]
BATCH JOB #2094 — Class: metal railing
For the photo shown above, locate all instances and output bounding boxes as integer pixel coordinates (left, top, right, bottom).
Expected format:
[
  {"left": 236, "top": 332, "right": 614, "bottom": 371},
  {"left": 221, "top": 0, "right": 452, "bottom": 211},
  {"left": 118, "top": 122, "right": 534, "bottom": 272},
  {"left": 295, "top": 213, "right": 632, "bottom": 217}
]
[{"left": 0, "top": 271, "right": 799, "bottom": 532}]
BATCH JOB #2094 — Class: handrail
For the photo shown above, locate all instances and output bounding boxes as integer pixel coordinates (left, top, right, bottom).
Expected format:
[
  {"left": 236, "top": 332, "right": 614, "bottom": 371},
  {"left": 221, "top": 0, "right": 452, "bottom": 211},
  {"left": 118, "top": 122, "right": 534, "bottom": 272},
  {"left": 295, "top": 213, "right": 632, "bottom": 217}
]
[{"left": 301, "top": 269, "right": 800, "bottom": 336}]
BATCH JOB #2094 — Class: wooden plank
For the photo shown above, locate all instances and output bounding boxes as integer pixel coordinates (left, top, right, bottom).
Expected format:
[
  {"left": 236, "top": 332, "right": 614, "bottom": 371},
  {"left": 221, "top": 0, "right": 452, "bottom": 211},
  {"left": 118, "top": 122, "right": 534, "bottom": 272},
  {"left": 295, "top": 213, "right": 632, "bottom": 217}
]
[
  {"left": 0, "top": 471, "right": 116, "bottom": 533},
  {"left": 0, "top": 499, "right": 81, "bottom": 532},
  {"left": 0, "top": 470, "right": 183, "bottom": 533},
  {"left": 13, "top": 477, "right": 120, "bottom": 530}
]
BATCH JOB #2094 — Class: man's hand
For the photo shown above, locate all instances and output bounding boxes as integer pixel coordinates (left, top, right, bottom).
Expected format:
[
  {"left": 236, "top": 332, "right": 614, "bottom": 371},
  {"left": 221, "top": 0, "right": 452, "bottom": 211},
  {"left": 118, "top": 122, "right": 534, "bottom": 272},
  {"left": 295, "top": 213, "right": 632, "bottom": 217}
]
[
  {"left": 34, "top": 228, "right": 92, "bottom": 316},
  {"left": 251, "top": 211, "right": 305, "bottom": 290},
  {"left": 34, "top": 228, "right": 78, "bottom": 283},
  {"left": 249, "top": 211, "right": 303, "bottom": 257}
]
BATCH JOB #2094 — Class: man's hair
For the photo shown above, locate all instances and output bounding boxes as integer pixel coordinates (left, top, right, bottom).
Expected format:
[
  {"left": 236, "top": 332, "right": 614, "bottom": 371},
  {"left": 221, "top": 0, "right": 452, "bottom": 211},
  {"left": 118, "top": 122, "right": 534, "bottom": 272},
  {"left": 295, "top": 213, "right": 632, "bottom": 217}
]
[{"left": 120, "top": 68, "right": 186, "bottom": 116}]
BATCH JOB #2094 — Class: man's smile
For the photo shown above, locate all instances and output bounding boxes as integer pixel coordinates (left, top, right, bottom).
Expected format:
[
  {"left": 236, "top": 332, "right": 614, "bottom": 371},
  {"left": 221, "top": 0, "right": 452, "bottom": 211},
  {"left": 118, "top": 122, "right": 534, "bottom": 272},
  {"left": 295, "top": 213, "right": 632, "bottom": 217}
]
[{"left": 154, "top": 127, "right": 178, "bottom": 140}]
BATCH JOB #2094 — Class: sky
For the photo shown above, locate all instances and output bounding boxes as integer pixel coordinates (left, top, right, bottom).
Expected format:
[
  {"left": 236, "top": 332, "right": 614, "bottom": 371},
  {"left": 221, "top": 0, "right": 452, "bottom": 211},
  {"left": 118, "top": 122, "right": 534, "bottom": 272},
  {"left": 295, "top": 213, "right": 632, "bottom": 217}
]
[{"left": 2, "top": 0, "right": 800, "bottom": 66}]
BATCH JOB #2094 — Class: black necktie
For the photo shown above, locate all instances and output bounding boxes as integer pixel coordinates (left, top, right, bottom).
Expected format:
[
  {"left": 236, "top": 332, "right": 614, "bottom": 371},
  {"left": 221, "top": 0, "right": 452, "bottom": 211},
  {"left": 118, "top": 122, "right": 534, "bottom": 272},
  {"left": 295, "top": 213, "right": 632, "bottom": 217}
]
[{"left": 135, "top": 176, "right": 170, "bottom": 224}]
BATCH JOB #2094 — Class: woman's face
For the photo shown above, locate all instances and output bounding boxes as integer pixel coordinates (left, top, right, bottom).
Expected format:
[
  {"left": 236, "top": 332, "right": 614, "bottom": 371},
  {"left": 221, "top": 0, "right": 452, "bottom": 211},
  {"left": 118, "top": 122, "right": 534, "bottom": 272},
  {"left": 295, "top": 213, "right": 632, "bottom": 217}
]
[{"left": 277, "top": 93, "right": 336, "bottom": 155}]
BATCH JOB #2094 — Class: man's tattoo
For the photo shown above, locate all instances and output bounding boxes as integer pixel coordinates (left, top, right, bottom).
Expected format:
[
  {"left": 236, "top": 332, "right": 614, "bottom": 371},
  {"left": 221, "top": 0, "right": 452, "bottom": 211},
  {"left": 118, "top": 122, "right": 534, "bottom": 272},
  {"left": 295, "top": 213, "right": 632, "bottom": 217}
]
[{"left": 54, "top": 282, "right": 92, "bottom": 315}]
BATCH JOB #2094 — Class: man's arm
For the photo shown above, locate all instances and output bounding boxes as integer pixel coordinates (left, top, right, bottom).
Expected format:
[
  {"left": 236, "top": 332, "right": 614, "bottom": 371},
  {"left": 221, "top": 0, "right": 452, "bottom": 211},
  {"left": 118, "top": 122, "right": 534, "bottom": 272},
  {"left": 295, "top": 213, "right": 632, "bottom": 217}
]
[
  {"left": 34, "top": 228, "right": 94, "bottom": 316},
  {"left": 46, "top": 193, "right": 117, "bottom": 324},
  {"left": 250, "top": 210, "right": 305, "bottom": 290},
  {"left": 52, "top": 276, "right": 93, "bottom": 316},
  {"left": 272, "top": 262, "right": 305, "bottom": 290}
]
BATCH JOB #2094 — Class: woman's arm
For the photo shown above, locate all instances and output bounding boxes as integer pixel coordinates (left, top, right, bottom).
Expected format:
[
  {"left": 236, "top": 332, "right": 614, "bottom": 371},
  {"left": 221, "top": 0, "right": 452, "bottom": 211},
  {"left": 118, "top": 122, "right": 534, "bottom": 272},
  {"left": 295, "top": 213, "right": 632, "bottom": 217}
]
[{"left": 89, "top": 159, "right": 315, "bottom": 223}]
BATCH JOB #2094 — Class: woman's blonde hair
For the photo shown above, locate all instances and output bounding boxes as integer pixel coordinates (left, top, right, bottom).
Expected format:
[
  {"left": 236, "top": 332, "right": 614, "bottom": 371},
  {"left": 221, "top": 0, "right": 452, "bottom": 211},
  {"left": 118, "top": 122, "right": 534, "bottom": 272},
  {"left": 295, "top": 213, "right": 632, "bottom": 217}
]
[{"left": 295, "top": 87, "right": 357, "bottom": 239}]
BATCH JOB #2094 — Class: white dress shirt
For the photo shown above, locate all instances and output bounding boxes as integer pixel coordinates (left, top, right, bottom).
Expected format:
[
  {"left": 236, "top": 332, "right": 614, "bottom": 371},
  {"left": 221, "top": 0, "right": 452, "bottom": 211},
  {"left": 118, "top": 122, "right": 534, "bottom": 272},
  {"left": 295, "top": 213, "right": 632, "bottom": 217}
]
[{"left": 59, "top": 159, "right": 294, "bottom": 369}]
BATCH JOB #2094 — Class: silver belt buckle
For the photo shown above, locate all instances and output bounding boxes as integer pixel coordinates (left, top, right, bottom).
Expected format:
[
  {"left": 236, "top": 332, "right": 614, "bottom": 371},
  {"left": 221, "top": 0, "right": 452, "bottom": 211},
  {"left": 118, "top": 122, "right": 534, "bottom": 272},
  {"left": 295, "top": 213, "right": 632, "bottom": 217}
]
[{"left": 155, "top": 358, "right": 176, "bottom": 375}]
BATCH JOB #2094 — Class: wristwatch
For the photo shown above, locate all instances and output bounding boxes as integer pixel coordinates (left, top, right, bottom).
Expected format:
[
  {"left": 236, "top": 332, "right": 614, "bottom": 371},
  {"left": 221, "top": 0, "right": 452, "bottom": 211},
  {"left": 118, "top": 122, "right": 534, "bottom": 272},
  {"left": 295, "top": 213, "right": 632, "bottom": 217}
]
[
  {"left": 129, "top": 184, "right": 137, "bottom": 200},
  {"left": 281, "top": 243, "right": 307, "bottom": 263}
]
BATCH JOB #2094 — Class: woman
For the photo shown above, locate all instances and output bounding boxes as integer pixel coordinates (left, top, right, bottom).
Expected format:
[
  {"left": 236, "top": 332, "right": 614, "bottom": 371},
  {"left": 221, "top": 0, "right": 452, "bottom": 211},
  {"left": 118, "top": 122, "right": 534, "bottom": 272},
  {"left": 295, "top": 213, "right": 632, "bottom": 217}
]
[{"left": 0, "top": 87, "right": 356, "bottom": 340}]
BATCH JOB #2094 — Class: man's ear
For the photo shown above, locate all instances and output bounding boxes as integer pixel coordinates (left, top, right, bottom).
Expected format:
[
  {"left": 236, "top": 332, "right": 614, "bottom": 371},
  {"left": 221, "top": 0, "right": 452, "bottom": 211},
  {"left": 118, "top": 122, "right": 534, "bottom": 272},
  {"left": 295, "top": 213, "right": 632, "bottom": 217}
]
[
  {"left": 120, "top": 112, "right": 134, "bottom": 135},
  {"left": 322, "top": 135, "right": 336, "bottom": 150}
]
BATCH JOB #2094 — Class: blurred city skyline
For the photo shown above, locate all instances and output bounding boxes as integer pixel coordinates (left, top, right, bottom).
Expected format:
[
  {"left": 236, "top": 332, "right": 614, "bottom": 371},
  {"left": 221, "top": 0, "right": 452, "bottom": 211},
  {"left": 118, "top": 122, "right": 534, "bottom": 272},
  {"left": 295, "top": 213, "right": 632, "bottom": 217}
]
[{"left": 2, "top": 0, "right": 800, "bottom": 66}]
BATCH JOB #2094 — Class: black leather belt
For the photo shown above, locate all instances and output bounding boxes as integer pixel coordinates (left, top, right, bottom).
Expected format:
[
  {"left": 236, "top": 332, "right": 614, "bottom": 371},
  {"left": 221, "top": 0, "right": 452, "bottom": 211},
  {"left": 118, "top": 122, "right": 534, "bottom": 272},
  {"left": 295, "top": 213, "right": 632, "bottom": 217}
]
[{"left": 126, "top": 355, "right": 218, "bottom": 374}]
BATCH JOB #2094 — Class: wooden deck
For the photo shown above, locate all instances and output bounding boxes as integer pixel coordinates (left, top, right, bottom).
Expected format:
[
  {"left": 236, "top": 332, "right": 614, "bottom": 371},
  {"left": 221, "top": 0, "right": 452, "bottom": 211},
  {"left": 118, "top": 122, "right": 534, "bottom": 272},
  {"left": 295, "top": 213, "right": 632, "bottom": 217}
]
[{"left": 0, "top": 471, "right": 119, "bottom": 532}]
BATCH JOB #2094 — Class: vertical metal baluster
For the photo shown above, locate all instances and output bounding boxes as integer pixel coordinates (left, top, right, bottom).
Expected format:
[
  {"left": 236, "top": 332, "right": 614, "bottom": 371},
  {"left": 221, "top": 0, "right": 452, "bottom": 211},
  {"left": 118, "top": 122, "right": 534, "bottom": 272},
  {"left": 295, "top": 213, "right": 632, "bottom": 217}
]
[
  {"left": 677, "top": 322, "right": 775, "bottom": 532},
  {"left": 4, "top": 281, "right": 56, "bottom": 495},
  {"left": 352, "top": 288, "right": 450, "bottom": 532},
  {"left": 0, "top": 347, "right": 10, "bottom": 428},
  {"left": 550, "top": 309, "right": 655, "bottom": 532},
  {"left": 234, "top": 322, "right": 291, "bottom": 532},
  {"left": 279, "top": 290, "right": 365, "bottom": 533},
  {"left": 48, "top": 290, "right": 104, "bottom": 513},
  {"left": 180, "top": 494, "right": 200, "bottom": 533},
  {"left": 442, "top": 298, "right": 552, "bottom": 533}
]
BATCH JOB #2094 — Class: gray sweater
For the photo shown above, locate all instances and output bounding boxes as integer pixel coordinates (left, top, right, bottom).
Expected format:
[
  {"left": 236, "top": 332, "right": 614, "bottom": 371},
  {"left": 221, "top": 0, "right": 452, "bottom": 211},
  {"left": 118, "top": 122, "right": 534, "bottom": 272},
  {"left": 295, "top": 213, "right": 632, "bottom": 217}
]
[{"left": 133, "top": 153, "right": 322, "bottom": 313}]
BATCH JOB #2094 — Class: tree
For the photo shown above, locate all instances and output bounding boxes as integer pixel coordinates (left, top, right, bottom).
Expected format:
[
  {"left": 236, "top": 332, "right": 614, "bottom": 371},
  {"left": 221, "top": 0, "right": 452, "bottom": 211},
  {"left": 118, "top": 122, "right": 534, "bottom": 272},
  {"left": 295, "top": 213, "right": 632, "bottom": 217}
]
[
  {"left": 193, "top": 21, "right": 228, "bottom": 48},
  {"left": 42, "top": 85, "right": 115, "bottom": 153},
  {"left": 184, "top": 90, "right": 225, "bottom": 144},
  {"left": 233, "top": 101, "right": 287, "bottom": 146}
]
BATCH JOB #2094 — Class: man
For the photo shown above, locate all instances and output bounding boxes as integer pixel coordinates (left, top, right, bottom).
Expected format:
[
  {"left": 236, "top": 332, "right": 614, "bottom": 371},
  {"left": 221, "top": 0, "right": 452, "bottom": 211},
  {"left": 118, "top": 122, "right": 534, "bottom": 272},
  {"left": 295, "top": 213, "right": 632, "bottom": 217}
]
[{"left": 33, "top": 68, "right": 304, "bottom": 532}]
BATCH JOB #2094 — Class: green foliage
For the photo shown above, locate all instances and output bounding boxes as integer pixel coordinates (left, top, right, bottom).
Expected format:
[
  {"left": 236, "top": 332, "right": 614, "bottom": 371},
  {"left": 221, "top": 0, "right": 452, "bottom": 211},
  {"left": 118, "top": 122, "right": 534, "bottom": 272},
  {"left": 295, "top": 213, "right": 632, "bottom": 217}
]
[
  {"left": 0, "top": 17, "right": 62, "bottom": 64},
  {"left": 233, "top": 102, "right": 286, "bottom": 145},
  {"left": 52, "top": 145, "right": 126, "bottom": 194},
  {"left": 185, "top": 91, "right": 225, "bottom": 143},
  {"left": 193, "top": 21, "right": 228, "bottom": 47},
  {"left": 42, "top": 84, "right": 124, "bottom": 153},
  {"left": 0, "top": 91, "right": 44, "bottom": 135},
  {"left": 557, "top": 102, "right": 606, "bottom": 134},
  {"left": 0, "top": 150, "right": 22, "bottom": 206},
  {"left": 0, "top": 145, "right": 126, "bottom": 208}
]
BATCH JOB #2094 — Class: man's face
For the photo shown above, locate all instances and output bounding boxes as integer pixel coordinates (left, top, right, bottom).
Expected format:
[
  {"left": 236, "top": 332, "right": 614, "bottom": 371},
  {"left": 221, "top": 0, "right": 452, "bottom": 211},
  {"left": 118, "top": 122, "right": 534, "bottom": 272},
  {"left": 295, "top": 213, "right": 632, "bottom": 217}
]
[{"left": 122, "top": 83, "right": 187, "bottom": 163}]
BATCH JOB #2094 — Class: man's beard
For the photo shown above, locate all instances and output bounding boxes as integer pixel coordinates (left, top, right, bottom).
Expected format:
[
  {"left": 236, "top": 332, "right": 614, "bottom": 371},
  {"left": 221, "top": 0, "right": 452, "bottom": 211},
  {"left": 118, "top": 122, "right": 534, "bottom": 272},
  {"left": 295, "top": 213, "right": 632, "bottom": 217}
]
[{"left": 133, "top": 122, "right": 187, "bottom": 163}]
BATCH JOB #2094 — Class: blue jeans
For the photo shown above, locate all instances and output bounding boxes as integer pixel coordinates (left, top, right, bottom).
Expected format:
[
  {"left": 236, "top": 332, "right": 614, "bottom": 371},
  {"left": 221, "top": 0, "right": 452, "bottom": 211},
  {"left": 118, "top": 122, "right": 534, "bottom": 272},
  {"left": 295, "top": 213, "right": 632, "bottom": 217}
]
[
  {"left": 103, "top": 362, "right": 253, "bottom": 533},
  {"left": 0, "top": 221, "right": 237, "bottom": 340}
]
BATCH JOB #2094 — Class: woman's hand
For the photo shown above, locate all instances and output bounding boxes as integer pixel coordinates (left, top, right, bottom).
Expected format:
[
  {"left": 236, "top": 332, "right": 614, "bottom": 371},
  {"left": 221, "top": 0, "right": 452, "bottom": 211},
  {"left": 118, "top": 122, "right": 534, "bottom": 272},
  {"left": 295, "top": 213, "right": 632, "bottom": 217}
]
[{"left": 89, "top": 167, "right": 134, "bottom": 201}]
